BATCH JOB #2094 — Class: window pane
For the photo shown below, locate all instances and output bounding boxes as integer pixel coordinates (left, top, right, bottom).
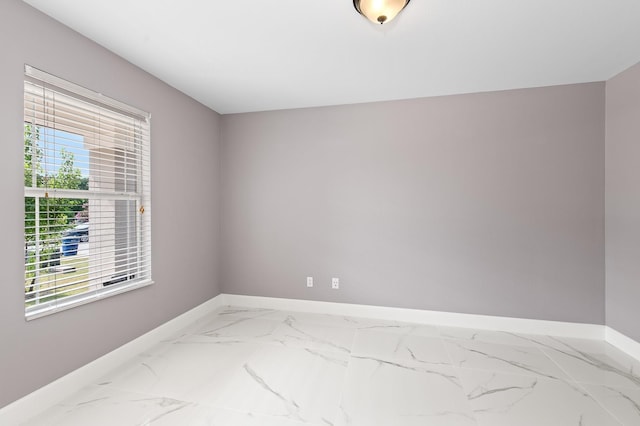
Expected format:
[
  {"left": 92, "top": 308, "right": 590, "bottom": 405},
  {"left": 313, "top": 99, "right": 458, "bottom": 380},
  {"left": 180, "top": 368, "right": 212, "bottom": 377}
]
[
  {"left": 25, "top": 196, "right": 90, "bottom": 306},
  {"left": 23, "top": 124, "right": 90, "bottom": 191}
]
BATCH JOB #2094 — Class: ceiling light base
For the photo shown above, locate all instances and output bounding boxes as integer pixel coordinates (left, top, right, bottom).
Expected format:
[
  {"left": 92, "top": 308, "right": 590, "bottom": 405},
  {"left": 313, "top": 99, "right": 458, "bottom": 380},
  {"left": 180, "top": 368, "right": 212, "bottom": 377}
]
[{"left": 353, "top": 0, "right": 411, "bottom": 25}]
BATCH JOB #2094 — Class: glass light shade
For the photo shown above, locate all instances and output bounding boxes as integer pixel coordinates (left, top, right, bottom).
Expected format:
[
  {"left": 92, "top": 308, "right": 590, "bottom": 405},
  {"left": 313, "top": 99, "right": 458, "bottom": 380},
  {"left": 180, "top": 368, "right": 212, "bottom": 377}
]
[{"left": 353, "top": 0, "right": 411, "bottom": 25}]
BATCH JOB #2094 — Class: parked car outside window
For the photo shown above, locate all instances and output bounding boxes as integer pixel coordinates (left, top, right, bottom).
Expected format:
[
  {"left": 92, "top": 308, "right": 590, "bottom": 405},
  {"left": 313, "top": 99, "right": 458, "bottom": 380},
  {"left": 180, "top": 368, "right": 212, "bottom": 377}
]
[{"left": 63, "top": 223, "right": 89, "bottom": 242}]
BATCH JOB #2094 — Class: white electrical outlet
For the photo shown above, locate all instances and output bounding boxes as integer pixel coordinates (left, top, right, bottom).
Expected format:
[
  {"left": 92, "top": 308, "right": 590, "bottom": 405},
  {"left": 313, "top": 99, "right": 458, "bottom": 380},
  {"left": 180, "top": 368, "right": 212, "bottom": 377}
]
[
  {"left": 332, "top": 277, "right": 339, "bottom": 289},
  {"left": 307, "top": 277, "right": 313, "bottom": 288}
]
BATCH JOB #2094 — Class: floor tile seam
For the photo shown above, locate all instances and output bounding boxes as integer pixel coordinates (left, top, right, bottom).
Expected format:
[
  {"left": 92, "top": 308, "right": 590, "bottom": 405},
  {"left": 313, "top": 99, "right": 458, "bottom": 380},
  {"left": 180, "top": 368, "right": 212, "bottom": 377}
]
[
  {"left": 90, "top": 355, "right": 161, "bottom": 388},
  {"left": 19, "top": 384, "right": 105, "bottom": 425},
  {"left": 225, "top": 306, "right": 438, "bottom": 332},
  {"left": 180, "top": 340, "right": 351, "bottom": 366},
  {"left": 102, "top": 387, "right": 201, "bottom": 407},
  {"left": 87, "top": 381, "right": 198, "bottom": 406},
  {"left": 180, "top": 309, "right": 241, "bottom": 330},
  {"left": 451, "top": 364, "right": 577, "bottom": 384},
  {"left": 330, "top": 356, "right": 394, "bottom": 426},
  {"left": 440, "top": 336, "right": 575, "bottom": 381},
  {"left": 449, "top": 365, "right": 620, "bottom": 424},
  {"left": 329, "top": 352, "right": 359, "bottom": 426},
  {"left": 527, "top": 334, "right": 623, "bottom": 363},
  {"left": 436, "top": 325, "right": 486, "bottom": 342},
  {"left": 440, "top": 337, "right": 481, "bottom": 373},
  {"left": 244, "top": 310, "right": 364, "bottom": 329},
  {"left": 531, "top": 342, "right": 593, "bottom": 385},
  {"left": 278, "top": 324, "right": 359, "bottom": 348},
  {"left": 571, "top": 381, "right": 629, "bottom": 426},
  {"left": 216, "top": 336, "right": 355, "bottom": 366},
  {"left": 348, "top": 347, "right": 456, "bottom": 369},
  {"left": 128, "top": 334, "right": 354, "bottom": 362},
  {"left": 190, "top": 399, "right": 319, "bottom": 424},
  {"left": 346, "top": 351, "right": 465, "bottom": 398},
  {"left": 215, "top": 306, "right": 280, "bottom": 317},
  {"left": 451, "top": 360, "right": 634, "bottom": 422},
  {"left": 354, "top": 325, "right": 442, "bottom": 340},
  {"left": 179, "top": 402, "right": 251, "bottom": 417},
  {"left": 440, "top": 334, "right": 551, "bottom": 354},
  {"left": 345, "top": 324, "right": 359, "bottom": 355},
  {"left": 435, "top": 333, "right": 542, "bottom": 349},
  {"left": 67, "top": 384, "right": 204, "bottom": 410},
  {"left": 212, "top": 313, "right": 276, "bottom": 321},
  {"left": 202, "top": 368, "right": 329, "bottom": 426},
  {"left": 348, "top": 356, "right": 457, "bottom": 376},
  {"left": 249, "top": 335, "right": 355, "bottom": 357},
  {"left": 568, "top": 376, "right": 640, "bottom": 392},
  {"left": 190, "top": 315, "right": 287, "bottom": 332},
  {"left": 280, "top": 317, "right": 365, "bottom": 332},
  {"left": 438, "top": 339, "right": 483, "bottom": 423},
  {"left": 179, "top": 330, "right": 283, "bottom": 346},
  {"left": 439, "top": 333, "right": 460, "bottom": 367},
  {"left": 270, "top": 318, "right": 357, "bottom": 354},
  {"left": 450, "top": 365, "right": 547, "bottom": 424},
  {"left": 176, "top": 318, "right": 321, "bottom": 345},
  {"left": 174, "top": 331, "right": 256, "bottom": 344},
  {"left": 191, "top": 313, "right": 359, "bottom": 346}
]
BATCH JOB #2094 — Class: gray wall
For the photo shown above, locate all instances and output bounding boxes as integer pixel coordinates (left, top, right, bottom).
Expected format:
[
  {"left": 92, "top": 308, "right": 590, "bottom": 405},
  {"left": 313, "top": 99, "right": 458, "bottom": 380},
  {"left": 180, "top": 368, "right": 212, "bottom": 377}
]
[
  {"left": 0, "top": 0, "right": 221, "bottom": 408},
  {"left": 605, "top": 61, "right": 640, "bottom": 342},
  {"left": 221, "top": 83, "right": 606, "bottom": 325}
]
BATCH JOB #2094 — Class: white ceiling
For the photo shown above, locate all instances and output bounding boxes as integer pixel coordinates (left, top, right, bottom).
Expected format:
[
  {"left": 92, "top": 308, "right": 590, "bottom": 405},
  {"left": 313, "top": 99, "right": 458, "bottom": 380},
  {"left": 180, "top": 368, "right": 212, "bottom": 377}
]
[{"left": 23, "top": 0, "right": 640, "bottom": 114}]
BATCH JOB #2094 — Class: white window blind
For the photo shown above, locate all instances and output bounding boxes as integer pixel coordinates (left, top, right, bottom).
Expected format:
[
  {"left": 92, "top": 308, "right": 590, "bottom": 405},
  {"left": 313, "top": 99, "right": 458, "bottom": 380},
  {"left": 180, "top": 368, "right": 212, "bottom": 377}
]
[{"left": 24, "top": 65, "right": 152, "bottom": 320}]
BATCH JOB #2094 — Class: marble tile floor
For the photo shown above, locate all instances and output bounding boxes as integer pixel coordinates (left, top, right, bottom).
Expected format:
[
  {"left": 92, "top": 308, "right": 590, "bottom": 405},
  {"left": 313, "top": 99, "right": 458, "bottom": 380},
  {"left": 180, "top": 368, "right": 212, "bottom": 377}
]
[{"left": 22, "top": 306, "right": 640, "bottom": 426}]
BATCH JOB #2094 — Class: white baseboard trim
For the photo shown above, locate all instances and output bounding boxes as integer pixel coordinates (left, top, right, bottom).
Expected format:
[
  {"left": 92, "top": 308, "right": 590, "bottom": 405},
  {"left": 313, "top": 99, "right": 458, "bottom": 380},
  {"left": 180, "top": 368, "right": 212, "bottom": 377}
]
[
  {"left": 605, "top": 327, "right": 640, "bottom": 362},
  {"left": 0, "top": 294, "right": 227, "bottom": 425},
  {"left": 222, "top": 294, "right": 605, "bottom": 340}
]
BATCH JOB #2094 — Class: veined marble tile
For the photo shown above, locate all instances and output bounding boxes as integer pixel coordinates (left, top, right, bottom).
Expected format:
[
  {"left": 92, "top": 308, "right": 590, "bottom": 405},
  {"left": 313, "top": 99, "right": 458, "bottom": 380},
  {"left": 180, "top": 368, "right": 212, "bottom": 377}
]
[
  {"left": 255, "top": 309, "right": 401, "bottom": 330},
  {"left": 531, "top": 336, "right": 640, "bottom": 389},
  {"left": 22, "top": 386, "right": 321, "bottom": 426},
  {"left": 248, "top": 309, "right": 440, "bottom": 337},
  {"left": 443, "top": 338, "right": 569, "bottom": 380},
  {"left": 22, "top": 386, "right": 198, "bottom": 426},
  {"left": 456, "top": 368, "right": 621, "bottom": 426},
  {"left": 186, "top": 306, "right": 289, "bottom": 330},
  {"left": 583, "top": 383, "right": 640, "bottom": 426},
  {"left": 529, "top": 335, "right": 623, "bottom": 357},
  {"left": 209, "top": 344, "right": 349, "bottom": 425},
  {"left": 207, "top": 307, "right": 415, "bottom": 336},
  {"left": 198, "top": 409, "right": 326, "bottom": 426},
  {"left": 187, "top": 315, "right": 282, "bottom": 342},
  {"left": 353, "top": 320, "right": 440, "bottom": 338},
  {"left": 190, "top": 312, "right": 357, "bottom": 355},
  {"left": 438, "top": 326, "right": 542, "bottom": 348},
  {"left": 100, "top": 339, "right": 348, "bottom": 424},
  {"left": 267, "top": 315, "right": 356, "bottom": 354},
  {"left": 260, "top": 310, "right": 368, "bottom": 329},
  {"left": 351, "top": 329, "right": 451, "bottom": 366},
  {"left": 336, "top": 356, "right": 476, "bottom": 426},
  {"left": 215, "top": 306, "right": 284, "bottom": 319},
  {"left": 99, "top": 339, "right": 264, "bottom": 403}
]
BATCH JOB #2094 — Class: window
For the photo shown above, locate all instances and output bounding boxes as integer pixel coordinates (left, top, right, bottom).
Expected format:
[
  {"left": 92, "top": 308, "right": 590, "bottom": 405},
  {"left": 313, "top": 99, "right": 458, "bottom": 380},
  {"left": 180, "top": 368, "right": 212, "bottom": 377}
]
[{"left": 24, "top": 65, "right": 152, "bottom": 320}]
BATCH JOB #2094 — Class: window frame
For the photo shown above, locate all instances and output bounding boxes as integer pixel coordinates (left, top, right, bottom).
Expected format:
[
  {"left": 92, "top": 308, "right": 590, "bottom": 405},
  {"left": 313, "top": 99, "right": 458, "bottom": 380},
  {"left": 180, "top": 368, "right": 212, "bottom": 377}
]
[{"left": 23, "top": 65, "right": 152, "bottom": 320}]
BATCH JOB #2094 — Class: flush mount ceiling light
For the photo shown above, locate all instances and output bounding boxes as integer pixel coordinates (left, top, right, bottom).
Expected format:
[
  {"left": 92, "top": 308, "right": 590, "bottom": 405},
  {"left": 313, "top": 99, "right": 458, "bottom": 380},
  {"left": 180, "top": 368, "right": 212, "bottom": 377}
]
[{"left": 353, "top": 0, "right": 411, "bottom": 25}]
